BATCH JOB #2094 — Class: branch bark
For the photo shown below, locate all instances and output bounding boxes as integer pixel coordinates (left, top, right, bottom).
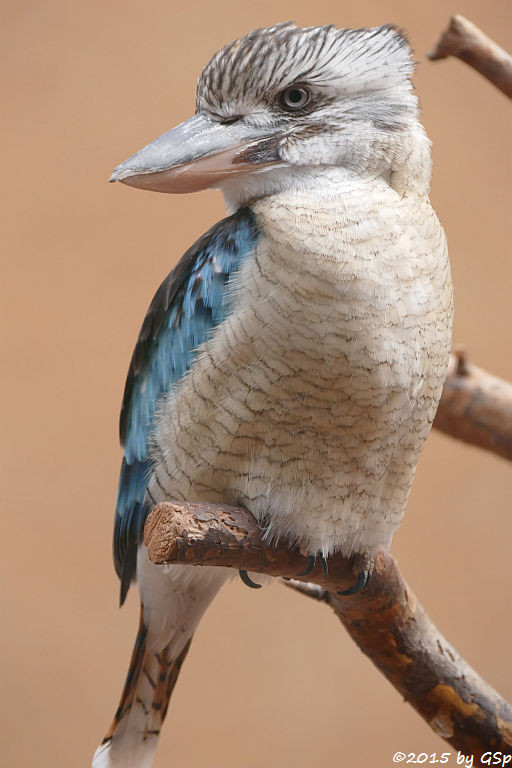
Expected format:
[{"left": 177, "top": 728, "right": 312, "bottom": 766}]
[
  {"left": 144, "top": 501, "right": 512, "bottom": 758},
  {"left": 433, "top": 350, "right": 512, "bottom": 461},
  {"left": 428, "top": 15, "right": 512, "bottom": 98}
]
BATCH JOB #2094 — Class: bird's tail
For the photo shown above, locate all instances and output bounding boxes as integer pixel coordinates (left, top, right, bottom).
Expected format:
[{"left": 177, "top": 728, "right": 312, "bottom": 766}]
[
  {"left": 92, "top": 605, "right": 191, "bottom": 768},
  {"left": 93, "top": 562, "right": 226, "bottom": 768}
]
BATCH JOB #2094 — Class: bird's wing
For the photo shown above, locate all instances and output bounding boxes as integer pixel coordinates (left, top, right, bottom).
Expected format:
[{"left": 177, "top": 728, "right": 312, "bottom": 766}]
[{"left": 114, "top": 206, "right": 258, "bottom": 603}]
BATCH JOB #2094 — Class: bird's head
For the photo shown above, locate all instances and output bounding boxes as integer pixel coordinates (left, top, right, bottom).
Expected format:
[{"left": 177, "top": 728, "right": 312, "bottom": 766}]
[{"left": 110, "top": 23, "right": 429, "bottom": 205}]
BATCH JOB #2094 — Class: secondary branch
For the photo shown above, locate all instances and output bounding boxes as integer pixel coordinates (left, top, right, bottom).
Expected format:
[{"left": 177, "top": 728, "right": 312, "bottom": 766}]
[
  {"left": 428, "top": 15, "right": 512, "bottom": 98},
  {"left": 433, "top": 350, "right": 512, "bottom": 461}
]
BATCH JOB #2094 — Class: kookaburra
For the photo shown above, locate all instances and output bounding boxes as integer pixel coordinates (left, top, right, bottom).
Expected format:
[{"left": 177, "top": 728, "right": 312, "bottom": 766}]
[{"left": 94, "top": 22, "right": 453, "bottom": 768}]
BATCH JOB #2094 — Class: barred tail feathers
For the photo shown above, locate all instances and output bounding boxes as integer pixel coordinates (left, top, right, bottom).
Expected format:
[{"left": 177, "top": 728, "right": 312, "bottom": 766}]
[
  {"left": 93, "top": 561, "right": 227, "bottom": 768},
  {"left": 93, "top": 606, "right": 191, "bottom": 768}
]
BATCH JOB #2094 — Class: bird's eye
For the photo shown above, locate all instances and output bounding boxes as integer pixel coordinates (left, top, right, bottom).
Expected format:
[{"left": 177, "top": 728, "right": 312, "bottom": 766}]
[{"left": 279, "top": 86, "right": 311, "bottom": 111}]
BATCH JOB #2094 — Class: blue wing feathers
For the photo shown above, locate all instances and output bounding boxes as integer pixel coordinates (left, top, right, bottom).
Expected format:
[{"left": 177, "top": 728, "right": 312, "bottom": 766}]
[
  {"left": 114, "top": 207, "right": 258, "bottom": 601},
  {"left": 115, "top": 457, "right": 151, "bottom": 603}
]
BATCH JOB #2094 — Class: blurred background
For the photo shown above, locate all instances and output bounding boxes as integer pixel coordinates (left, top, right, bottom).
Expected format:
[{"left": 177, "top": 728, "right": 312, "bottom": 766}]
[{"left": 1, "top": 1, "right": 511, "bottom": 766}]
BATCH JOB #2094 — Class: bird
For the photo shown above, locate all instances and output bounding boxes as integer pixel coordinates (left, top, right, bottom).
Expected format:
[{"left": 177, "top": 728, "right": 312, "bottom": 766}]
[{"left": 93, "top": 22, "right": 453, "bottom": 768}]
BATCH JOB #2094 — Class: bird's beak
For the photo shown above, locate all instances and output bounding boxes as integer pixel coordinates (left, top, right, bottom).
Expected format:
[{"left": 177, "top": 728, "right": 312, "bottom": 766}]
[{"left": 109, "top": 113, "right": 284, "bottom": 193}]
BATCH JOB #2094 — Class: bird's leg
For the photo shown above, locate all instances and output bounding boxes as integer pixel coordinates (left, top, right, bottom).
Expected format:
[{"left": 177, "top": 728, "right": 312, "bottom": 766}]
[
  {"left": 235, "top": 500, "right": 263, "bottom": 589},
  {"left": 337, "top": 553, "right": 374, "bottom": 597}
]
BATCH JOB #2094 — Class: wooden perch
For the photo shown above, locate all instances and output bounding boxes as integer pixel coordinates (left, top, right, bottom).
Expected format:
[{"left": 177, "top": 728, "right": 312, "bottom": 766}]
[
  {"left": 428, "top": 15, "right": 512, "bottom": 98},
  {"left": 145, "top": 501, "right": 512, "bottom": 758},
  {"left": 433, "top": 350, "right": 512, "bottom": 461}
]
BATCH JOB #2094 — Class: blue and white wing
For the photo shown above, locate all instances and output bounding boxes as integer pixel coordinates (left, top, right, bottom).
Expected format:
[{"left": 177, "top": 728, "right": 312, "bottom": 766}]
[{"left": 114, "top": 206, "right": 258, "bottom": 603}]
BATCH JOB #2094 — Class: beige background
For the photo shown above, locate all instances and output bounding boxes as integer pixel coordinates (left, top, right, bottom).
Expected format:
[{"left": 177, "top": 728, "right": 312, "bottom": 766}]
[{"left": 1, "top": 1, "right": 511, "bottom": 766}]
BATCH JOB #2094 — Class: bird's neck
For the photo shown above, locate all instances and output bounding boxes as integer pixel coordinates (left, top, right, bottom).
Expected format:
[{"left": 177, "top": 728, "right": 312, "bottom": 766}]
[
  {"left": 248, "top": 171, "right": 412, "bottom": 290},
  {"left": 246, "top": 150, "right": 441, "bottom": 307}
]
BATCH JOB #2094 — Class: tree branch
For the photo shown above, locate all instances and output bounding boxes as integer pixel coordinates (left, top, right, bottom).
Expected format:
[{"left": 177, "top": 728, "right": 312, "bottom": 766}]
[
  {"left": 433, "top": 350, "right": 512, "bottom": 461},
  {"left": 144, "top": 501, "right": 512, "bottom": 757},
  {"left": 428, "top": 15, "right": 512, "bottom": 98}
]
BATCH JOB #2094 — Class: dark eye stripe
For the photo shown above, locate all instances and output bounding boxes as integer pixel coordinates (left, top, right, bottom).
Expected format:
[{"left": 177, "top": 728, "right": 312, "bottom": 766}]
[{"left": 219, "top": 115, "right": 243, "bottom": 125}]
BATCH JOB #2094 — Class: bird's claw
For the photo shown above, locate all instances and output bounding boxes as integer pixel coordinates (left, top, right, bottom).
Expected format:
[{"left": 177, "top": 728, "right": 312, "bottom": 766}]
[
  {"left": 298, "top": 552, "right": 329, "bottom": 577},
  {"left": 239, "top": 569, "right": 262, "bottom": 589},
  {"left": 298, "top": 554, "right": 316, "bottom": 577},
  {"left": 337, "top": 568, "right": 372, "bottom": 596}
]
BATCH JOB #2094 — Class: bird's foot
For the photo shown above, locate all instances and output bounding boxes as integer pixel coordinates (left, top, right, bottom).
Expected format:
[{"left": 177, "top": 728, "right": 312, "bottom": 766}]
[
  {"left": 299, "top": 552, "right": 329, "bottom": 577},
  {"left": 337, "top": 554, "right": 374, "bottom": 596},
  {"left": 239, "top": 569, "right": 262, "bottom": 589}
]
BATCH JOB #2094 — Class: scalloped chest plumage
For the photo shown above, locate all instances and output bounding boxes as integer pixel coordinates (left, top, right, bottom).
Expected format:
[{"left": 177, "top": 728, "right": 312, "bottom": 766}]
[{"left": 148, "top": 175, "right": 452, "bottom": 557}]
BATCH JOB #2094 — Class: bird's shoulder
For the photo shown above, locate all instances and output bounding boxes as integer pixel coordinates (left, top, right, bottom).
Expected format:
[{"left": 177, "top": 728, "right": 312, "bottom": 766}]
[{"left": 120, "top": 205, "right": 259, "bottom": 457}]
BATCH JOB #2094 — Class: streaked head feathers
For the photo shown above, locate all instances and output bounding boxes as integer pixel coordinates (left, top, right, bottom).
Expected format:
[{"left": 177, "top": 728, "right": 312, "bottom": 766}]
[{"left": 197, "top": 22, "right": 415, "bottom": 123}]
